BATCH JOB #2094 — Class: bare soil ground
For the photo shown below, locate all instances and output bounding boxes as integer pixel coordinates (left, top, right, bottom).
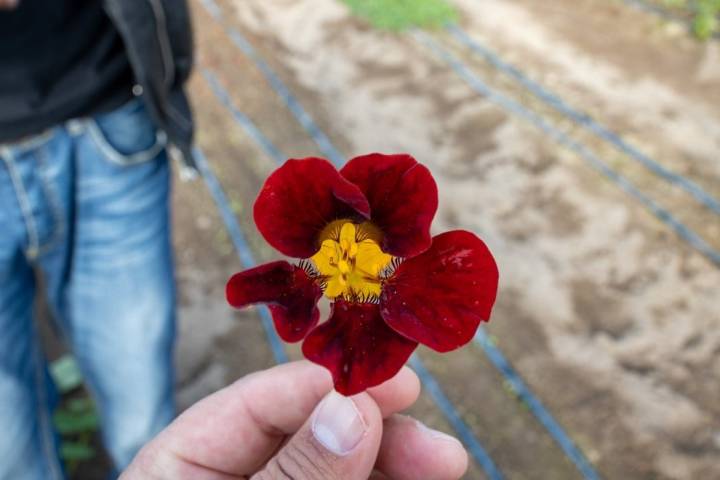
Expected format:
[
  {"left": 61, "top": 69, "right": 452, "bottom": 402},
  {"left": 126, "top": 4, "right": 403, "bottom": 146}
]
[{"left": 70, "top": 0, "right": 720, "bottom": 478}]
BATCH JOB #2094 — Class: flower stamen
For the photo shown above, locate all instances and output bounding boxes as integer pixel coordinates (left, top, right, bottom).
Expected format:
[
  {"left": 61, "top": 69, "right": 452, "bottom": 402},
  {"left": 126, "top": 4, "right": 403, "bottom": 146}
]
[{"left": 311, "top": 222, "right": 392, "bottom": 301}]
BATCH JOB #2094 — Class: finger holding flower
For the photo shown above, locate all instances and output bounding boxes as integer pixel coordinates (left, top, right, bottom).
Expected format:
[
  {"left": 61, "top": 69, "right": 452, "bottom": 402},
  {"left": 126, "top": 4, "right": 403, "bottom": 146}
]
[{"left": 227, "top": 153, "right": 499, "bottom": 395}]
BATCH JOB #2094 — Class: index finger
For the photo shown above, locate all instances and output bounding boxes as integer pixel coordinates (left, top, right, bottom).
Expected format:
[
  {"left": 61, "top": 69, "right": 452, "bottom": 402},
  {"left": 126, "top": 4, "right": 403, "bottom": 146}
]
[{"left": 153, "top": 360, "right": 419, "bottom": 475}]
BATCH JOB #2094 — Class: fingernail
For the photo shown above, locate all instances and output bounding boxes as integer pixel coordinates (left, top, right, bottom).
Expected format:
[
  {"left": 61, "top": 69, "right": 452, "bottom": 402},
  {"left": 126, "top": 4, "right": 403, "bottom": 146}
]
[
  {"left": 312, "top": 391, "right": 367, "bottom": 455},
  {"left": 415, "top": 419, "right": 464, "bottom": 446}
]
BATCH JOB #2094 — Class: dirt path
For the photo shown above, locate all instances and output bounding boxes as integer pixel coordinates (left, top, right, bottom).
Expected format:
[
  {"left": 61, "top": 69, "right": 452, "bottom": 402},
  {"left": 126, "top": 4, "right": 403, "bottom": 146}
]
[{"left": 167, "top": 0, "right": 720, "bottom": 478}]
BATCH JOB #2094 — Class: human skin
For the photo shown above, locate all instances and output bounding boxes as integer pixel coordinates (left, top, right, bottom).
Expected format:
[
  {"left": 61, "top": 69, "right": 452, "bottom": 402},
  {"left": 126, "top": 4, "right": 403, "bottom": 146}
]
[
  {"left": 120, "top": 361, "right": 469, "bottom": 479},
  {"left": 0, "top": 0, "right": 19, "bottom": 10}
]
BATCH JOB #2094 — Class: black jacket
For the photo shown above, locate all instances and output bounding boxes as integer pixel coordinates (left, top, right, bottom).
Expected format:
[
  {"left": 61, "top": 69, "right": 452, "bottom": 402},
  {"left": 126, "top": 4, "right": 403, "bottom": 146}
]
[{"left": 103, "top": 0, "right": 197, "bottom": 169}]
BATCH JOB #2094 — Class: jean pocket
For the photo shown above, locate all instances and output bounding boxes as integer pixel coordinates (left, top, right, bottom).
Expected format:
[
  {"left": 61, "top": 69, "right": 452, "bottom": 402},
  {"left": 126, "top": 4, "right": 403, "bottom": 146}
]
[{"left": 87, "top": 99, "right": 167, "bottom": 166}]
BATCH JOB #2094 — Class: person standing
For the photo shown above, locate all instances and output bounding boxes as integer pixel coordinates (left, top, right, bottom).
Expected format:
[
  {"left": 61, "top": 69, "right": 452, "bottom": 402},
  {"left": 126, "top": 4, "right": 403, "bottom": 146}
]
[{"left": 0, "top": 0, "right": 194, "bottom": 478}]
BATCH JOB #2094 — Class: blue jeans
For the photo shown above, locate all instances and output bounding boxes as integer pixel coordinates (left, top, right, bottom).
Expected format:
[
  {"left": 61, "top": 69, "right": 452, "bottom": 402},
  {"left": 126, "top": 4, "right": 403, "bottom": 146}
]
[{"left": 0, "top": 99, "right": 176, "bottom": 479}]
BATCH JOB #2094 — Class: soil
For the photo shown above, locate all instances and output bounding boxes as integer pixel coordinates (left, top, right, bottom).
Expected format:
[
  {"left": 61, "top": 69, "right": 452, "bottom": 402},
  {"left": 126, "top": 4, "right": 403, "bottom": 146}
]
[{"left": 62, "top": 0, "right": 720, "bottom": 478}]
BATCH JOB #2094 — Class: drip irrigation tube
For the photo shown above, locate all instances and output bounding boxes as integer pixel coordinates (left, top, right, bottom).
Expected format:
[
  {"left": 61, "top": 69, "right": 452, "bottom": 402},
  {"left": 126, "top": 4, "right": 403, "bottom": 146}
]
[
  {"left": 193, "top": 146, "right": 288, "bottom": 364},
  {"left": 199, "top": 0, "right": 345, "bottom": 167},
  {"left": 410, "top": 356, "right": 504, "bottom": 480},
  {"left": 413, "top": 30, "right": 720, "bottom": 268},
  {"left": 446, "top": 24, "right": 720, "bottom": 216},
  {"left": 621, "top": 0, "right": 720, "bottom": 39},
  {"left": 474, "top": 329, "right": 600, "bottom": 480}
]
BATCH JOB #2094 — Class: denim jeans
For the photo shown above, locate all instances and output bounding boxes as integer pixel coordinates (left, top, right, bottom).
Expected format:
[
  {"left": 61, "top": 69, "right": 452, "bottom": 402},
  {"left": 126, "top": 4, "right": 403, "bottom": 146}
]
[{"left": 0, "top": 98, "right": 176, "bottom": 479}]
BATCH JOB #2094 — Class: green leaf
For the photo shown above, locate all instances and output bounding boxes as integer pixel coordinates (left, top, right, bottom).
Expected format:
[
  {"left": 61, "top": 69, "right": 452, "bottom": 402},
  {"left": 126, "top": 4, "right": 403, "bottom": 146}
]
[
  {"left": 693, "top": 8, "right": 718, "bottom": 39},
  {"left": 60, "top": 442, "right": 97, "bottom": 462},
  {"left": 66, "top": 397, "right": 95, "bottom": 414},
  {"left": 54, "top": 409, "right": 100, "bottom": 435},
  {"left": 50, "top": 355, "right": 83, "bottom": 394},
  {"left": 665, "top": 0, "right": 720, "bottom": 39}
]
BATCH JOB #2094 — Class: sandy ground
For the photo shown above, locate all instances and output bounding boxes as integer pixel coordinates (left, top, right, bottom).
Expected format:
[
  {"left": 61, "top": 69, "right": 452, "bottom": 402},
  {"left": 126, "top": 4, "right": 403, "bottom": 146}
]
[{"left": 126, "top": 0, "right": 720, "bottom": 479}]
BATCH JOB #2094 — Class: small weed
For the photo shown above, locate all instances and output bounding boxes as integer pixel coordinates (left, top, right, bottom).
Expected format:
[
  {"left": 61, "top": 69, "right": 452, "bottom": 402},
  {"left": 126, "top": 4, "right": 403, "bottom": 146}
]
[
  {"left": 664, "top": 0, "right": 720, "bottom": 39},
  {"left": 340, "top": 0, "right": 458, "bottom": 31},
  {"left": 51, "top": 355, "right": 101, "bottom": 474}
]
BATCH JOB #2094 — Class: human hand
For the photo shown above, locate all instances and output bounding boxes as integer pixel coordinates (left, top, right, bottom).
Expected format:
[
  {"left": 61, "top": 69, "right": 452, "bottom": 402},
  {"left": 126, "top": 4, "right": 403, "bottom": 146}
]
[{"left": 120, "top": 360, "right": 468, "bottom": 479}]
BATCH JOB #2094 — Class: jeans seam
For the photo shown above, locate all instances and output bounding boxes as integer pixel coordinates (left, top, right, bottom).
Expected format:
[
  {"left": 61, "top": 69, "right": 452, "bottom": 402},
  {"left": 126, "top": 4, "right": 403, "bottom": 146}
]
[
  {"left": 36, "top": 146, "right": 66, "bottom": 256},
  {"left": 0, "top": 129, "right": 55, "bottom": 153},
  {"left": 0, "top": 148, "right": 40, "bottom": 259},
  {"left": 86, "top": 118, "right": 168, "bottom": 166}
]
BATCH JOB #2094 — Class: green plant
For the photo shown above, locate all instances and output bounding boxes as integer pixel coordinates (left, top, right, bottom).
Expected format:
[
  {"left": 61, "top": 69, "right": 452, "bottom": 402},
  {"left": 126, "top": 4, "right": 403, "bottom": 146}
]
[
  {"left": 51, "top": 356, "right": 100, "bottom": 473},
  {"left": 694, "top": 0, "right": 720, "bottom": 38},
  {"left": 340, "top": 0, "right": 458, "bottom": 31},
  {"left": 50, "top": 355, "right": 84, "bottom": 393},
  {"left": 54, "top": 396, "right": 100, "bottom": 472},
  {"left": 664, "top": 0, "right": 720, "bottom": 39}
]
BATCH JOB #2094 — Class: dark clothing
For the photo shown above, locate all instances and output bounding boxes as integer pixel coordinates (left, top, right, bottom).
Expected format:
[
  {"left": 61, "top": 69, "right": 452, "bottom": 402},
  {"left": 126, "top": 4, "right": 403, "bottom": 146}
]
[
  {"left": 103, "top": 0, "right": 196, "bottom": 169},
  {"left": 0, "top": 0, "right": 196, "bottom": 169},
  {"left": 0, "top": 0, "right": 134, "bottom": 143}
]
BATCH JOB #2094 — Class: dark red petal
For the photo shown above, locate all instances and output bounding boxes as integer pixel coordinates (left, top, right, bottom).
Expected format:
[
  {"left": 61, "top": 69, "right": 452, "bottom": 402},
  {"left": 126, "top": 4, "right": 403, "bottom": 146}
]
[
  {"left": 340, "top": 153, "right": 438, "bottom": 258},
  {"left": 380, "top": 230, "right": 499, "bottom": 352},
  {"left": 226, "top": 261, "right": 322, "bottom": 342},
  {"left": 302, "top": 300, "right": 418, "bottom": 396},
  {"left": 253, "top": 158, "right": 370, "bottom": 258}
]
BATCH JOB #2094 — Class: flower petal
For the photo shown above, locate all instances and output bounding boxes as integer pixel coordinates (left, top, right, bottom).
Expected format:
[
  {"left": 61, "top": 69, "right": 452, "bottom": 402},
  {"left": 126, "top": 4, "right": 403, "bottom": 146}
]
[
  {"left": 254, "top": 158, "right": 371, "bottom": 258},
  {"left": 226, "top": 261, "right": 322, "bottom": 342},
  {"left": 380, "top": 230, "right": 499, "bottom": 352},
  {"left": 340, "top": 153, "right": 438, "bottom": 257},
  {"left": 302, "top": 300, "right": 418, "bottom": 395}
]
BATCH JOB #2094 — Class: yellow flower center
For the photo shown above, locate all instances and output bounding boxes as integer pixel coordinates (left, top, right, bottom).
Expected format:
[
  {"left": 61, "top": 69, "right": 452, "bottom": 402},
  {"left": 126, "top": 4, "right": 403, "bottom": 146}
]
[{"left": 311, "top": 221, "right": 392, "bottom": 300}]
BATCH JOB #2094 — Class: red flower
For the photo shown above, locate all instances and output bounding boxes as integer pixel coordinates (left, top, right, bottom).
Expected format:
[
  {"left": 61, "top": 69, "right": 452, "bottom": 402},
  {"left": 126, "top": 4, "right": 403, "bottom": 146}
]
[{"left": 226, "top": 153, "right": 499, "bottom": 395}]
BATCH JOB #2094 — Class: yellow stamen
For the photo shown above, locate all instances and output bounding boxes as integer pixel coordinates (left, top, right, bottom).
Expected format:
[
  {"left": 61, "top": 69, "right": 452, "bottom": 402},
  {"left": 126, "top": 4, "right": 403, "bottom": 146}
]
[{"left": 311, "top": 222, "right": 392, "bottom": 300}]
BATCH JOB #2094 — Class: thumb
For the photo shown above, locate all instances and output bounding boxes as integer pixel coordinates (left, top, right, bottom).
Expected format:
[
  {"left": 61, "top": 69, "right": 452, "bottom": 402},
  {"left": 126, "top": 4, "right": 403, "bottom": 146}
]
[{"left": 253, "top": 390, "right": 382, "bottom": 479}]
